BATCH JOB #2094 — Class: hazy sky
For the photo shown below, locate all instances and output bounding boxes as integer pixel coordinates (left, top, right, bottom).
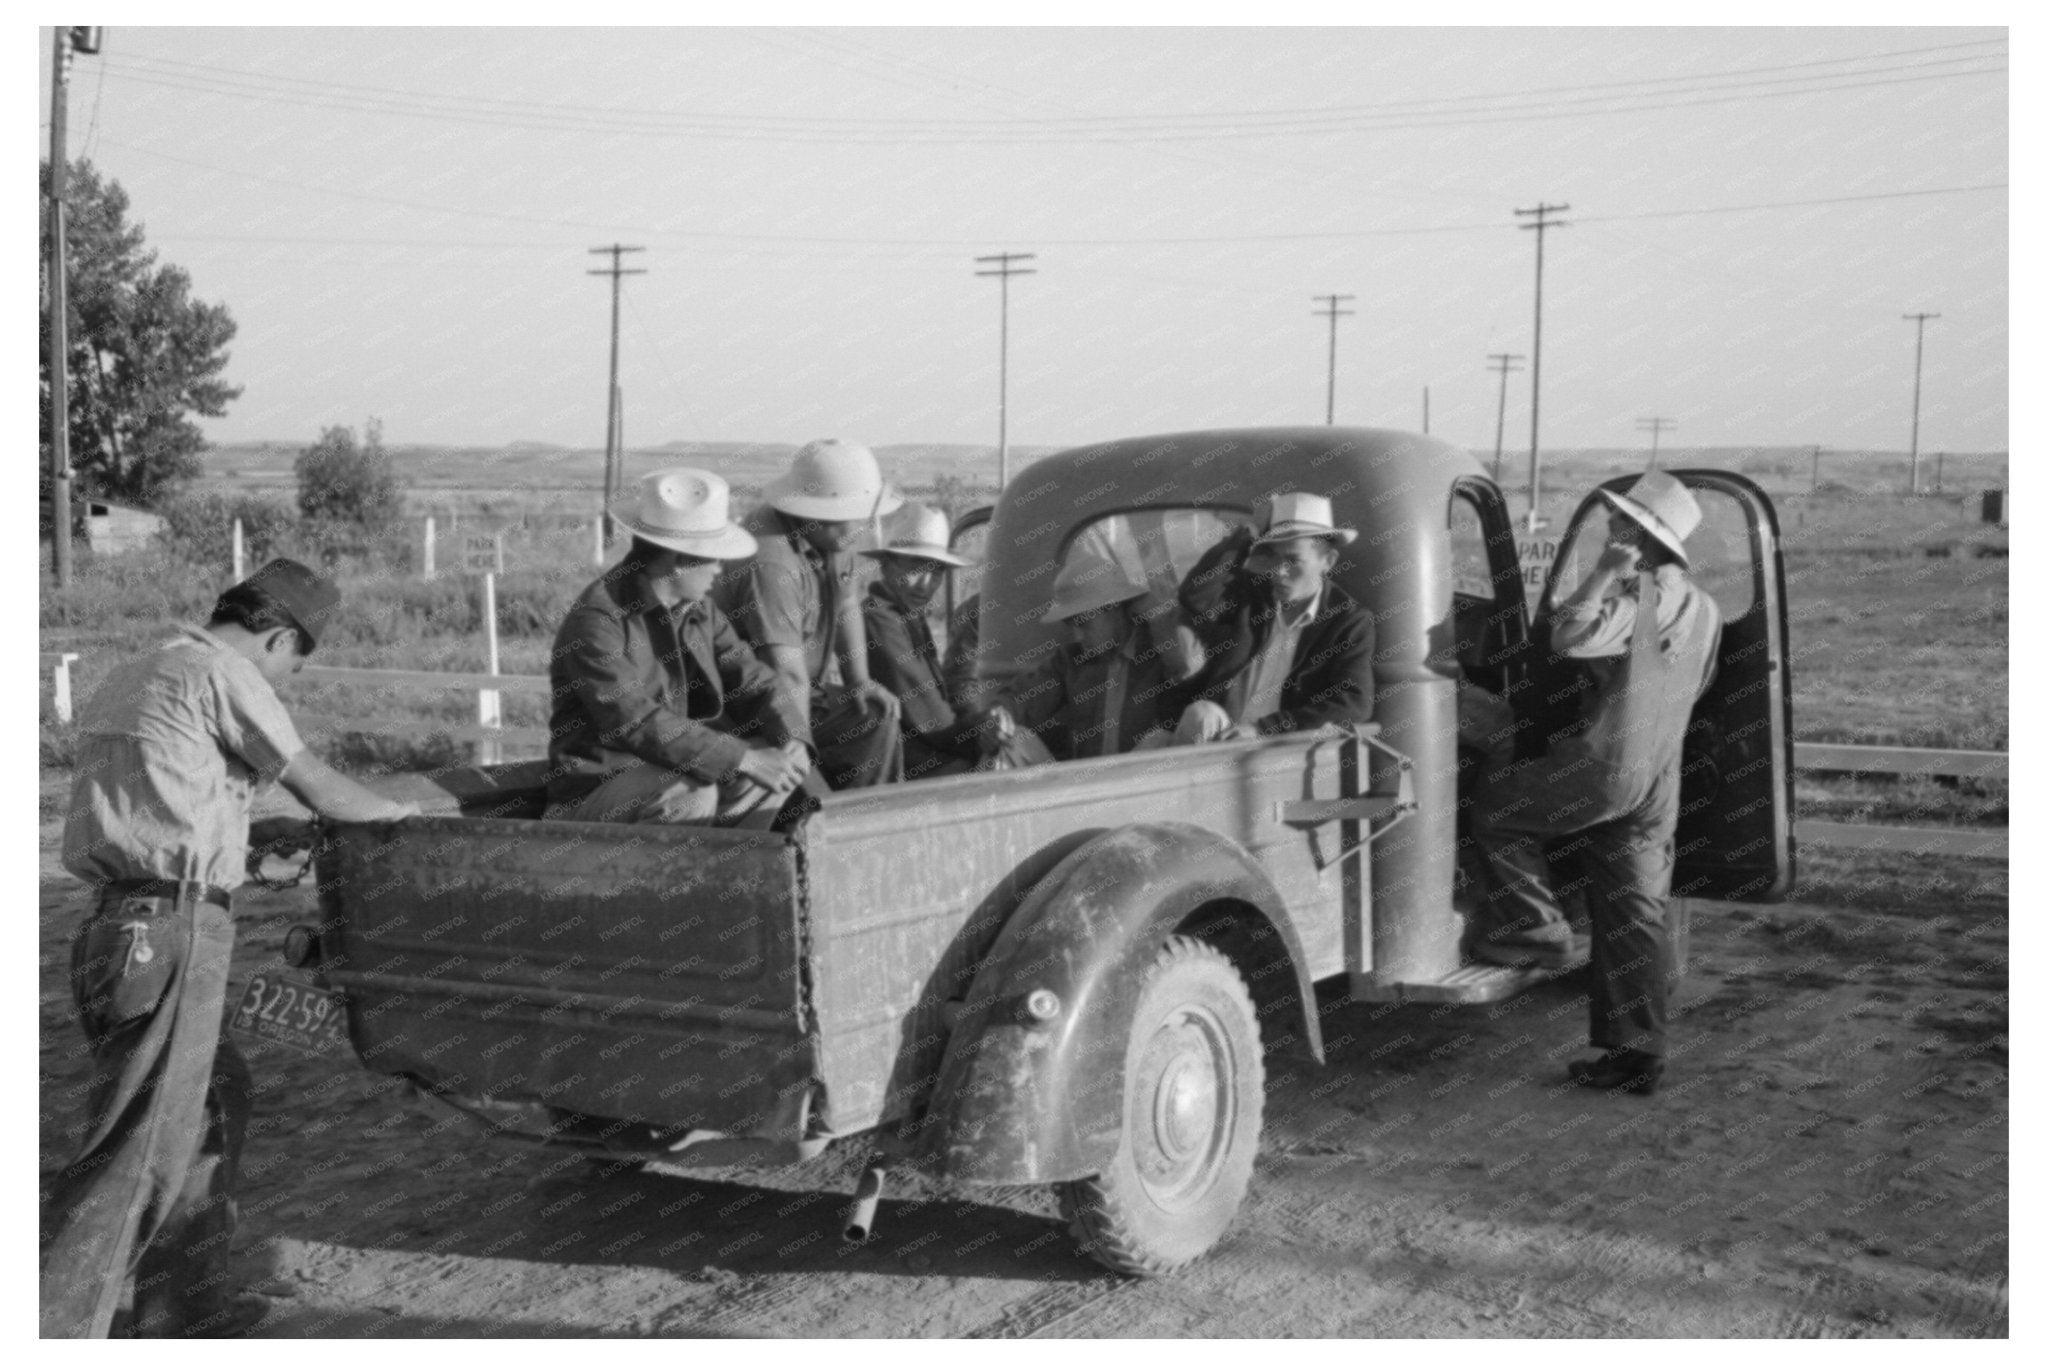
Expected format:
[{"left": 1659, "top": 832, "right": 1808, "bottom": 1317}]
[{"left": 37, "top": 24, "right": 2008, "bottom": 457}]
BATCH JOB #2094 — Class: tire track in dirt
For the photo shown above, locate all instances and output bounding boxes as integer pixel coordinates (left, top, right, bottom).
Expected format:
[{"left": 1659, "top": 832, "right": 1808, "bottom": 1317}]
[{"left": 959, "top": 1274, "right": 1131, "bottom": 1338}]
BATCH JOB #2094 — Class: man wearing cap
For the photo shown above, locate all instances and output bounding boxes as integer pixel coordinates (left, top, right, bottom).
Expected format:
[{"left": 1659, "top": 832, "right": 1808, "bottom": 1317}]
[
  {"left": 858, "top": 503, "right": 1004, "bottom": 779},
  {"left": 1467, "top": 470, "right": 1722, "bottom": 1097},
  {"left": 985, "top": 558, "right": 1190, "bottom": 760},
  {"left": 43, "top": 559, "right": 419, "bottom": 1338},
  {"left": 1169, "top": 492, "right": 1376, "bottom": 742},
  {"left": 714, "top": 439, "right": 905, "bottom": 789},
  {"left": 547, "top": 468, "right": 813, "bottom": 825}
]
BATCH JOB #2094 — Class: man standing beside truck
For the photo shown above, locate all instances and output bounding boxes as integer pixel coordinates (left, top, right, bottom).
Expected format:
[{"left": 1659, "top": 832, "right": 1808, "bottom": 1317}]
[
  {"left": 546, "top": 468, "right": 812, "bottom": 824},
  {"left": 715, "top": 439, "right": 905, "bottom": 788},
  {"left": 42, "top": 559, "right": 420, "bottom": 1338},
  {"left": 1170, "top": 491, "right": 1376, "bottom": 741},
  {"left": 1468, "top": 470, "right": 1722, "bottom": 1096}
]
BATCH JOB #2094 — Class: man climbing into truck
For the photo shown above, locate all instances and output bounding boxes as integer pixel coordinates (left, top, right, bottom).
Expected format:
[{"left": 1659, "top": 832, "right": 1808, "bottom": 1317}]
[{"left": 1466, "top": 469, "right": 1724, "bottom": 1096}]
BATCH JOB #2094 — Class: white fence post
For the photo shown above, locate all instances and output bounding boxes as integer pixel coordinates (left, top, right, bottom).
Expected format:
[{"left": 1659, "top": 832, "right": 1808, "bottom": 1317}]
[
  {"left": 593, "top": 514, "right": 606, "bottom": 567},
  {"left": 476, "top": 570, "right": 503, "bottom": 765},
  {"left": 423, "top": 516, "right": 437, "bottom": 581},
  {"left": 231, "top": 518, "right": 245, "bottom": 581},
  {"left": 47, "top": 653, "right": 78, "bottom": 724}
]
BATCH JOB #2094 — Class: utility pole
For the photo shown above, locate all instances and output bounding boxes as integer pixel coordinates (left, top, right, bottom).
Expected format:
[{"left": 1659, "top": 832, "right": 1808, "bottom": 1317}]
[
  {"left": 1636, "top": 416, "right": 1677, "bottom": 471},
  {"left": 1312, "top": 294, "right": 1355, "bottom": 426},
  {"left": 1486, "top": 353, "right": 1524, "bottom": 483},
  {"left": 1903, "top": 311, "right": 1939, "bottom": 496},
  {"left": 975, "top": 252, "right": 1035, "bottom": 488},
  {"left": 588, "top": 244, "right": 645, "bottom": 537},
  {"left": 1811, "top": 445, "right": 1823, "bottom": 493},
  {"left": 45, "top": 28, "right": 100, "bottom": 589},
  {"left": 1422, "top": 385, "right": 1430, "bottom": 435},
  {"left": 1515, "top": 202, "right": 1569, "bottom": 532}
]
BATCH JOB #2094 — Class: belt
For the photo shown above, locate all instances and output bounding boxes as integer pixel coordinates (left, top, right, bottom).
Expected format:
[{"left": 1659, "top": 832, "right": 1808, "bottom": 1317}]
[{"left": 97, "top": 879, "right": 232, "bottom": 911}]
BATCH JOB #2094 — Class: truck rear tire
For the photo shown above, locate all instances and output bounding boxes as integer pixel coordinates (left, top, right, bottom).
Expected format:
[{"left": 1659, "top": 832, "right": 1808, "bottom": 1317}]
[{"left": 1058, "top": 936, "right": 1264, "bottom": 1276}]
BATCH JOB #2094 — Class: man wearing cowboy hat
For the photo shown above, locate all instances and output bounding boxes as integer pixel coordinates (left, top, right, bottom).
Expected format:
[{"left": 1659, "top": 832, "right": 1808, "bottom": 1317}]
[
  {"left": 1467, "top": 469, "right": 1723, "bottom": 1097},
  {"left": 858, "top": 503, "right": 1006, "bottom": 779},
  {"left": 984, "top": 556, "right": 1192, "bottom": 761},
  {"left": 713, "top": 439, "right": 905, "bottom": 789},
  {"left": 546, "top": 467, "right": 813, "bottom": 824},
  {"left": 1168, "top": 491, "right": 1376, "bottom": 743},
  {"left": 45, "top": 559, "right": 418, "bottom": 1338}
]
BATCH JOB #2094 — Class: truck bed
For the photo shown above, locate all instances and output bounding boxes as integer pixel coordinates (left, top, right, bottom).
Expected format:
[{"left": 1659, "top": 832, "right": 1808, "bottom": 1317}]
[{"left": 315, "top": 737, "right": 1360, "bottom": 1152}]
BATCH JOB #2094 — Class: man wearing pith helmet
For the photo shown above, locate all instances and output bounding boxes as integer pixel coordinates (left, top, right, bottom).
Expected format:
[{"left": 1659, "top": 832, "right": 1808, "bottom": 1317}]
[
  {"left": 714, "top": 438, "right": 906, "bottom": 789},
  {"left": 1170, "top": 491, "right": 1376, "bottom": 742},
  {"left": 546, "top": 467, "right": 813, "bottom": 824},
  {"left": 1468, "top": 468, "right": 1723, "bottom": 1097},
  {"left": 44, "top": 559, "right": 417, "bottom": 1338},
  {"left": 858, "top": 502, "right": 1004, "bottom": 778}
]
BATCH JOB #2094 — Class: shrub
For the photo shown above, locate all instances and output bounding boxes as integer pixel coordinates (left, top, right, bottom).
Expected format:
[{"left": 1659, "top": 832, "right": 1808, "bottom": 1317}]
[
  {"left": 157, "top": 491, "right": 299, "bottom": 568},
  {"left": 296, "top": 418, "right": 401, "bottom": 532}
]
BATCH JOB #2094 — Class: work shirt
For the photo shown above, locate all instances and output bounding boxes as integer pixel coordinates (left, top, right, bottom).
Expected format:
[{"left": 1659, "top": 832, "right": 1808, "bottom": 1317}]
[
  {"left": 713, "top": 508, "right": 855, "bottom": 689},
  {"left": 548, "top": 558, "right": 808, "bottom": 807},
  {"left": 1550, "top": 564, "right": 1714, "bottom": 662},
  {"left": 994, "top": 630, "right": 1180, "bottom": 760},
  {"left": 862, "top": 583, "right": 985, "bottom": 760},
  {"left": 63, "top": 626, "right": 305, "bottom": 891},
  {"left": 1226, "top": 585, "right": 1322, "bottom": 727}
]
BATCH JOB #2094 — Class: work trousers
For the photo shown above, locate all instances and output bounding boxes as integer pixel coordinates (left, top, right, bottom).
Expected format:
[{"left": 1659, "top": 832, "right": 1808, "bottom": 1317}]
[
  {"left": 40, "top": 894, "right": 252, "bottom": 1338},
  {"left": 1471, "top": 760, "right": 1680, "bottom": 1057},
  {"left": 811, "top": 691, "right": 905, "bottom": 789}
]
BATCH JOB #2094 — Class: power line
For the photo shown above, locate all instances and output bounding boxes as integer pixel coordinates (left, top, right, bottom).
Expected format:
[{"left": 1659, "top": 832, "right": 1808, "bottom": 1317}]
[
  {"left": 96, "top": 137, "right": 2005, "bottom": 250},
  {"left": 92, "top": 52, "right": 2004, "bottom": 144},
  {"left": 99, "top": 37, "right": 2003, "bottom": 135}
]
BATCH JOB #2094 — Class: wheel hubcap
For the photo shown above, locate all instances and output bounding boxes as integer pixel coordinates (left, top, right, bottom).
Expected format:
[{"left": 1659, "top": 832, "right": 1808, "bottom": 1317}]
[{"left": 1131, "top": 1006, "right": 1235, "bottom": 1206}]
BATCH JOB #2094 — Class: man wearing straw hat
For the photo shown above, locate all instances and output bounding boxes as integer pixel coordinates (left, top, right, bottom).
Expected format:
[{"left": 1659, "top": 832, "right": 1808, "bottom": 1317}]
[
  {"left": 714, "top": 438, "right": 905, "bottom": 789},
  {"left": 1169, "top": 491, "right": 1376, "bottom": 742},
  {"left": 43, "top": 558, "right": 418, "bottom": 1337},
  {"left": 546, "top": 467, "right": 812, "bottom": 824},
  {"left": 858, "top": 503, "right": 1005, "bottom": 779},
  {"left": 1467, "top": 469, "right": 1722, "bottom": 1097}
]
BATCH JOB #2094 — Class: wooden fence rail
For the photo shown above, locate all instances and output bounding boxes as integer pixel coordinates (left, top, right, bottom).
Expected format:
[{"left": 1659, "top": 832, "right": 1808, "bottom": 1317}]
[{"left": 41, "top": 654, "right": 2007, "bottom": 859}]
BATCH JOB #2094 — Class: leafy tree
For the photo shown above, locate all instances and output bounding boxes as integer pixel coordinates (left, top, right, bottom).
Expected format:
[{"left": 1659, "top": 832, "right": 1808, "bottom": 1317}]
[
  {"left": 39, "top": 158, "right": 240, "bottom": 508},
  {"left": 296, "top": 418, "right": 401, "bottom": 531}
]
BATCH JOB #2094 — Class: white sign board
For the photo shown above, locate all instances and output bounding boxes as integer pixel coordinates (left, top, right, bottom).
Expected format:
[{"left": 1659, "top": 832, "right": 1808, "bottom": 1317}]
[
  {"left": 1512, "top": 533, "right": 1559, "bottom": 615},
  {"left": 463, "top": 533, "right": 502, "bottom": 575}
]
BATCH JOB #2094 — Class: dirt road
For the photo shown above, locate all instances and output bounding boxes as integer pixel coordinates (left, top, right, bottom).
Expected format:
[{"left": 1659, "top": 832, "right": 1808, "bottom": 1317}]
[{"left": 38, "top": 798, "right": 2006, "bottom": 1339}]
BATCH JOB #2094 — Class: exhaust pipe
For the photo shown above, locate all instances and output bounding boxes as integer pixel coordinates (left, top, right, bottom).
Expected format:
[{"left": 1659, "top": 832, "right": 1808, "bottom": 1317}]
[{"left": 842, "top": 1162, "right": 889, "bottom": 1244}]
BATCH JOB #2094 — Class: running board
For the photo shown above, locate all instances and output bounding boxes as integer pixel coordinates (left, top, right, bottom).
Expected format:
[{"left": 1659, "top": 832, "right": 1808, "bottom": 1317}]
[{"left": 1351, "top": 959, "right": 1579, "bottom": 1004}]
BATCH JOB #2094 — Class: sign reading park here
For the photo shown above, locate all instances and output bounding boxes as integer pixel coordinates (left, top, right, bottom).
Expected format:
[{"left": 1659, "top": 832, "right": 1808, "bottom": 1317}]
[{"left": 463, "top": 534, "right": 503, "bottom": 575}]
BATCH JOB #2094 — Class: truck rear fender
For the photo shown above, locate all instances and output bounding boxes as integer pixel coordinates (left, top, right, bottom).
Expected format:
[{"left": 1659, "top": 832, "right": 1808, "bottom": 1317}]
[{"left": 919, "top": 821, "right": 1318, "bottom": 1186}]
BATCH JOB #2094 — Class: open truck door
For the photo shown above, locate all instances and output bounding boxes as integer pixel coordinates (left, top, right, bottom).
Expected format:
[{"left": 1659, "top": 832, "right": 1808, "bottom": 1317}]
[{"left": 1538, "top": 469, "right": 1795, "bottom": 900}]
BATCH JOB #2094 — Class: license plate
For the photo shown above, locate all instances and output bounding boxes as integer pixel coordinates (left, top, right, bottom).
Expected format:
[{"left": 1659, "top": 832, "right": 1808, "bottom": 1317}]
[{"left": 230, "top": 972, "right": 349, "bottom": 1054}]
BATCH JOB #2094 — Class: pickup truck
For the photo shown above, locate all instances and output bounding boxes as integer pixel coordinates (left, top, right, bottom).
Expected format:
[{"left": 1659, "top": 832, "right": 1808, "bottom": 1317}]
[{"left": 270, "top": 426, "right": 1794, "bottom": 1276}]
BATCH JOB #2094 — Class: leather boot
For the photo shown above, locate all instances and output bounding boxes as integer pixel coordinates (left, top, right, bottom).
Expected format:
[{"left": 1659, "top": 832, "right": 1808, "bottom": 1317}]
[{"left": 1564, "top": 1048, "right": 1664, "bottom": 1096}]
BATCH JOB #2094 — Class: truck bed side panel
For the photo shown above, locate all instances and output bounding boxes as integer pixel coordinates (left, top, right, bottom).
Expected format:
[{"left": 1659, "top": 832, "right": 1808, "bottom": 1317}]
[{"left": 317, "top": 817, "right": 815, "bottom": 1135}]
